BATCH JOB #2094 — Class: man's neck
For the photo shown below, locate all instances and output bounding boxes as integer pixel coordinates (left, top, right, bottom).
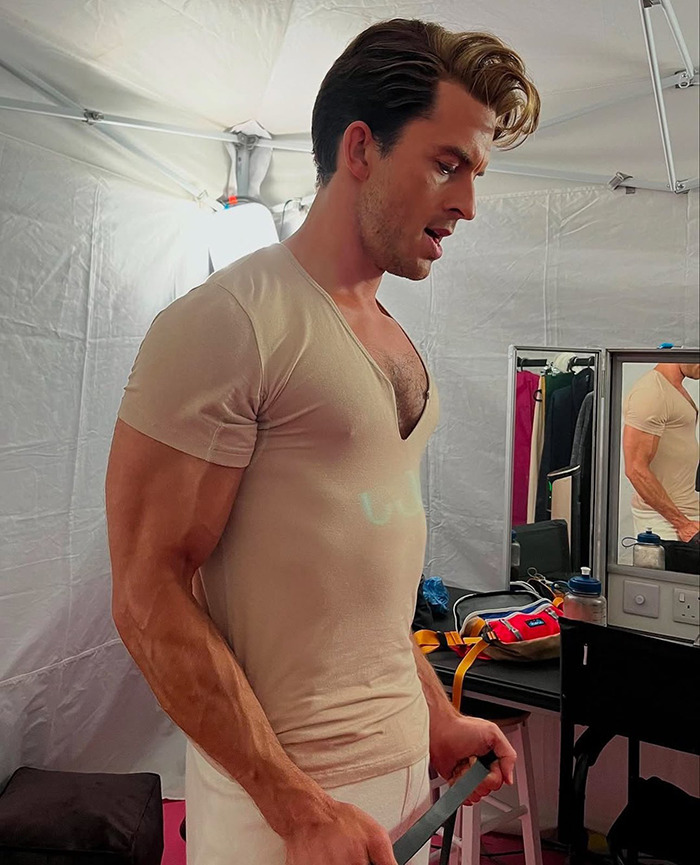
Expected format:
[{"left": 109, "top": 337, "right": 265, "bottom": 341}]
[
  {"left": 282, "top": 185, "right": 383, "bottom": 312},
  {"left": 655, "top": 363, "right": 685, "bottom": 388}
]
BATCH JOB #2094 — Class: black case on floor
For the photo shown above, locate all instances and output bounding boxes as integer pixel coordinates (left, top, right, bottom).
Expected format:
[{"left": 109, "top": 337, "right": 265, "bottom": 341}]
[{"left": 0, "top": 767, "right": 163, "bottom": 864}]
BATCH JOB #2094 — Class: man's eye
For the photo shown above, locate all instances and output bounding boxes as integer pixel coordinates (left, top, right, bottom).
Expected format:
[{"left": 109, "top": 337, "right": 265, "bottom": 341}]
[{"left": 438, "top": 162, "right": 458, "bottom": 176}]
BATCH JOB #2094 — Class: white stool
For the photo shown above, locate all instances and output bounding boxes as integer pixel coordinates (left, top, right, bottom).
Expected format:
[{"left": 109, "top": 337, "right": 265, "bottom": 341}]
[{"left": 429, "top": 710, "right": 543, "bottom": 865}]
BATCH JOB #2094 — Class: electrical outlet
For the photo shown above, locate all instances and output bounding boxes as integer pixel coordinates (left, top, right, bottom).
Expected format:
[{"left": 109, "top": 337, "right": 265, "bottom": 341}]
[{"left": 672, "top": 588, "right": 700, "bottom": 625}]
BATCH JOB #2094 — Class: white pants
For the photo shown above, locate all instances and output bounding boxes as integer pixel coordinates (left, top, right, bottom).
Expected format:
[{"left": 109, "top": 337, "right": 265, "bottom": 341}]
[
  {"left": 185, "top": 741, "right": 432, "bottom": 865},
  {"left": 632, "top": 506, "right": 680, "bottom": 541}
]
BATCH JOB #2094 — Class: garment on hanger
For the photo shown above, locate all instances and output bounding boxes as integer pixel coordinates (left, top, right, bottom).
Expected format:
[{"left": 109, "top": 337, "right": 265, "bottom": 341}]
[
  {"left": 526, "top": 375, "right": 546, "bottom": 523},
  {"left": 534, "top": 371, "right": 574, "bottom": 521},
  {"left": 512, "top": 370, "right": 540, "bottom": 525},
  {"left": 570, "top": 390, "right": 594, "bottom": 566}
]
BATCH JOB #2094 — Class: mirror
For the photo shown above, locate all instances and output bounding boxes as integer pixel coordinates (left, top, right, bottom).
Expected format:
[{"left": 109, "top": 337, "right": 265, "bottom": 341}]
[
  {"left": 506, "top": 346, "right": 599, "bottom": 585},
  {"left": 615, "top": 357, "right": 700, "bottom": 575}
]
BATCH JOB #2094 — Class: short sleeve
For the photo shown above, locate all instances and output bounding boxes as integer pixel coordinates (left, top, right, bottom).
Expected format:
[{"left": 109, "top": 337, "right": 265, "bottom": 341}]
[
  {"left": 623, "top": 376, "right": 668, "bottom": 437},
  {"left": 118, "top": 282, "right": 262, "bottom": 467}
]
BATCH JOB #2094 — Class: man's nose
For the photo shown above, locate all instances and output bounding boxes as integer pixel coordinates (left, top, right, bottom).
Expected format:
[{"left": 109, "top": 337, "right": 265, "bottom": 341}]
[{"left": 448, "top": 177, "right": 477, "bottom": 222}]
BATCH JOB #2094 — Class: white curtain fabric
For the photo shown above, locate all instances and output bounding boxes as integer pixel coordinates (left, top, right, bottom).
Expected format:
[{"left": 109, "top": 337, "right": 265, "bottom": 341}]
[
  {"left": 0, "top": 133, "right": 210, "bottom": 796},
  {"left": 1, "top": 135, "right": 698, "bottom": 801},
  {"left": 378, "top": 186, "right": 699, "bottom": 590}
]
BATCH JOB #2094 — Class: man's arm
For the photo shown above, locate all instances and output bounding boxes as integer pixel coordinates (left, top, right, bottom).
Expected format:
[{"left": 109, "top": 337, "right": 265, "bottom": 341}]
[
  {"left": 411, "top": 635, "right": 461, "bottom": 738},
  {"left": 623, "top": 425, "right": 699, "bottom": 541},
  {"left": 411, "top": 636, "right": 516, "bottom": 801},
  {"left": 107, "top": 420, "right": 398, "bottom": 865}
]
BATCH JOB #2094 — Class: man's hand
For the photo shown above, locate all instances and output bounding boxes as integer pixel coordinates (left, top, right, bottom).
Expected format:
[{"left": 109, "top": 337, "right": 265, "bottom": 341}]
[
  {"left": 677, "top": 520, "right": 700, "bottom": 543},
  {"left": 284, "top": 799, "right": 397, "bottom": 865},
  {"left": 429, "top": 715, "right": 517, "bottom": 806}
]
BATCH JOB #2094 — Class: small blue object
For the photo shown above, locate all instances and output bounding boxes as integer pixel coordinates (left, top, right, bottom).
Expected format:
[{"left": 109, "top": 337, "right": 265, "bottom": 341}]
[
  {"left": 568, "top": 573, "right": 602, "bottom": 596},
  {"left": 658, "top": 342, "right": 675, "bottom": 349},
  {"left": 422, "top": 577, "right": 450, "bottom": 614},
  {"left": 637, "top": 529, "right": 662, "bottom": 545}
]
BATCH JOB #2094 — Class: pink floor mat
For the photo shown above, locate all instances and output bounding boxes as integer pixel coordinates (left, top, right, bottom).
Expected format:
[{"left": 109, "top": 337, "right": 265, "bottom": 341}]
[{"left": 162, "top": 800, "right": 186, "bottom": 865}]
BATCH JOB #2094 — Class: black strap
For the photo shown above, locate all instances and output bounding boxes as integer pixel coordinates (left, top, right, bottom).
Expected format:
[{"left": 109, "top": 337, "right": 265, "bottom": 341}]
[{"left": 386, "top": 750, "right": 498, "bottom": 865}]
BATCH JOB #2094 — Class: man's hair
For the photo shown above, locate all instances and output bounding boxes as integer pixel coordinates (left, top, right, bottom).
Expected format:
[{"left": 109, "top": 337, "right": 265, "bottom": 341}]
[{"left": 311, "top": 18, "right": 540, "bottom": 187}]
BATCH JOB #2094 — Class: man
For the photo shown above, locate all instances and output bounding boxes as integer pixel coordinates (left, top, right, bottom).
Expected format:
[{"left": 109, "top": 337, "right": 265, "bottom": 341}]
[
  {"left": 105, "top": 19, "right": 540, "bottom": 865},
  {"left": 623, "top": 362, "right": 700, "bottom": 542}
]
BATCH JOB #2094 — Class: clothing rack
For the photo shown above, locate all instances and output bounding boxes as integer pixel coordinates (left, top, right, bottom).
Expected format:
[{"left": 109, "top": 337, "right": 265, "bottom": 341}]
[
  {"left": 517, "top": 357, "right": 548, "bottom": 369},
  {"left": 566, "top": 355, "right": 595, "bottom": 371},
  {"left": 517, "top": 356, "right": 595, "bottom": 371}
]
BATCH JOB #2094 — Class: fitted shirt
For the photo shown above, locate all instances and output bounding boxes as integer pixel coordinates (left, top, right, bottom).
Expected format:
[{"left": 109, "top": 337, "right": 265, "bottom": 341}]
[
  {"left": 118, "top": 243, "right": 439, "bottom": 787},
  {"left": 624, "top": 369, "right": 699, "bottom": 520}
]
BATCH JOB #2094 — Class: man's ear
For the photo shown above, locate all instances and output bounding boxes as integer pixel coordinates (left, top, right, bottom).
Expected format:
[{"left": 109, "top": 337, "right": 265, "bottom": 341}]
[{"left": 340, "top": 121, "right": 377, "bottom": 182}]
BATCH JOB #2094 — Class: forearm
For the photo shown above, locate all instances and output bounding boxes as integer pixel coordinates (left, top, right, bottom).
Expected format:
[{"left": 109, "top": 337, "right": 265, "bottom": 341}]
[
  {"left": 411, "top": 635, "right": 460, "bottom": 748},
  {"left": 628, "top": 467, "right": 690, "bottom": 529},
  {"left": 113, "top": 570, "right": 333, "bottom": 838}
]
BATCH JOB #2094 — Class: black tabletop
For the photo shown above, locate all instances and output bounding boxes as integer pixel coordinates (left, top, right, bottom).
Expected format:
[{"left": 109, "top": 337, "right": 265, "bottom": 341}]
[{"left": 425, "top": 584, "right": 561, "bottom": 713}]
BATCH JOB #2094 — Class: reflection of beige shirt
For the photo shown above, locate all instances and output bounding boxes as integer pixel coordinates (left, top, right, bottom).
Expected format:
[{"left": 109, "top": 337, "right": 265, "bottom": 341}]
[
  {"left": 624, "top": 370, "right": 700, "bottom": 519},
  {"left": 118, "top": 244, "right": 439, "bottom": 788}
]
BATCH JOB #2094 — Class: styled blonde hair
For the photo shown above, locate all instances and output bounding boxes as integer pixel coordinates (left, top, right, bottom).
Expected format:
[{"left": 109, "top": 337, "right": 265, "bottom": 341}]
[{"left": 312, "top": 19, "right": 541, "bottom": 186}]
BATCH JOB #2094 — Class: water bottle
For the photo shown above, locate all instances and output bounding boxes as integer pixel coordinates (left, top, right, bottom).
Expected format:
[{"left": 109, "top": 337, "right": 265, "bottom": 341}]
[
  {"left": 632, "top": 528, "right": 665, "bottom": 570},
  {"left": 563, "top": 567, "right": 607, "bottom": 625},
  {"left": 510, "top": 530, "right": 521, "bottom": 582}
]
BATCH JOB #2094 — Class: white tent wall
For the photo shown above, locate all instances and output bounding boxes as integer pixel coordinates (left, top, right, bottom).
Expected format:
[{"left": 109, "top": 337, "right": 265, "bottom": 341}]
[
  {"left": 0, "top": 132, "right": 211, "bottom": 796},
  {"left": 377, "top": 185, "right": 699, "bottom": 590},
  {"left": 377, "top": 183, "right": 700, "bottom": 832}
]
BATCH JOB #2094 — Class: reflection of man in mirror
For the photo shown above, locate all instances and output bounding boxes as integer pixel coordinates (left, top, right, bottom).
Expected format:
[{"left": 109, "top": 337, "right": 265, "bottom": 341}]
[{"left": 623, "top": 363, "right": 700, "bottom": 542}]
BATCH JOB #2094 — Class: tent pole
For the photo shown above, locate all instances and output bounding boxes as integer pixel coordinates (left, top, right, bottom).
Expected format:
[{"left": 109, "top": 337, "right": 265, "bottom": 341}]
[
  {"left": 659, "top": 0, "right": 696, "bottom": 80},
  {"left": 538, "top": 69, "right": 697, "bottom": 132},
  {"left": 0, "top": 58, "right": 221, "bottom": 209},
  {"left": 638, "top": 0, "right": 685, "bottom": 193}
]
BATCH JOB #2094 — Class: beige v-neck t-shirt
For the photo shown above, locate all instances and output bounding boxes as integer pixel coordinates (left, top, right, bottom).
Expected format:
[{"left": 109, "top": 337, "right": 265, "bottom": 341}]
[
  {"left": 118, "top": 243, "right": 439, "bottom": 788},
  {"left": 624, "top": 369, "right": 700, "bottom": 521}
]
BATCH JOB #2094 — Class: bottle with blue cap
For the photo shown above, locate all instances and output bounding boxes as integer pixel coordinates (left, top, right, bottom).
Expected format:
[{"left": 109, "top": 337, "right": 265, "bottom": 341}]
[
  {"left": 563, "top": 567, "right": 607, "bottom": 625},
  {"left": 632, "top": 528, "right": 665, "bottom": 570}
]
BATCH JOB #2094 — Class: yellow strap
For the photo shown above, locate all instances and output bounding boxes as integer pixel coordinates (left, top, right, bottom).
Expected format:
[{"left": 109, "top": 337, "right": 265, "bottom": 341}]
[
  {"left": 414, "top": 630, "right": 483, "bottom": 654},
  {"left": 451, "top": 639, "right": 487, "bottom": 710},
  {"left": 414, "top": 629, "right": 467, "bottom": 654}
]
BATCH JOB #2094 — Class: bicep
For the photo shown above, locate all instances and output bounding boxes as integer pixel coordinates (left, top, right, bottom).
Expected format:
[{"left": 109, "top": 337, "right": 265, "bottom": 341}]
[
  {"left": 106, "top": 419, "right": 244, "bottom": 610},
  {"left": 623, "top": 425, "right": 660, "bottom": 472}
]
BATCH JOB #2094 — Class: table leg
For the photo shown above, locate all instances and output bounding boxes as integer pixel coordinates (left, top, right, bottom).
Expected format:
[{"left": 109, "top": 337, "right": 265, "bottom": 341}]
[
  {"left": 627, "top": 738, "right": 640, "bottom": 865},
  {"left": 557, "top": 717, "right": 575, "bottom": 845},
  {"left": 568, "top": 728, "right": 615, "bottom": 865}
]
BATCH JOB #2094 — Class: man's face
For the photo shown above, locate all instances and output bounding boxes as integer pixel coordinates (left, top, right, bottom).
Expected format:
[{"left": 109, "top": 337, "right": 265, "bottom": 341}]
[
  {"left": 680, "top": 363, "right": 700, "bottom": 380},
  {"left": 357, "top": 80, "right": 496, "bottom": 280}
]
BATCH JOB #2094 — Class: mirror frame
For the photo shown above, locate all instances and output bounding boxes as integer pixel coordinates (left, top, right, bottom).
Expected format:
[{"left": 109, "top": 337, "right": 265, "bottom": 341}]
[
  {"left": 602, "top": 347, "right": 700, "bottom": 588},
  {"left": 504, "top": 345, "right": 603, "bottom": 589}
]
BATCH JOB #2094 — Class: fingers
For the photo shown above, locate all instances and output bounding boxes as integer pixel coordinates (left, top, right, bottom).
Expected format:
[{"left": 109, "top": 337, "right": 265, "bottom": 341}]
[
  {"left": 461, "top": 765, "right": 504, "bottom": 805},
  {"left": 366, "top": 833, "right": 398, "bottom": 865},
  {"left": 489, "top": 725, "right": 517, "bottom": 786}
]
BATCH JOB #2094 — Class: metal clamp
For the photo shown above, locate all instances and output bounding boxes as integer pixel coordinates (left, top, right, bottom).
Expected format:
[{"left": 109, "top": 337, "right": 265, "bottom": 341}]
[
  {"left": 674, "top": 69, "right": 695, "bottom": 89},
  {"left": 83, "top": 108, "right": 104, "bottom": 125},
  {"left": 608, "top": 172, "right": 633, "bottom": 190},
  {"left": 232, "top": 131, "right": 260, "bottom": 150}
]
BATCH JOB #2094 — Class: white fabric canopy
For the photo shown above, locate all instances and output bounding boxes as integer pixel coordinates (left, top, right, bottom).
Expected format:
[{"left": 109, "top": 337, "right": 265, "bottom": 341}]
[{"left": 0, "top": 0, "right": 697, "bottom": 203}]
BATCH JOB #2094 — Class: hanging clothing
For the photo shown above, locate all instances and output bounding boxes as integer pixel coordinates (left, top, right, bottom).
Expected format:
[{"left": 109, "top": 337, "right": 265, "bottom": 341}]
[
  {"left": 535, "top": 368, "right": 594, "bottom": 521},
  {"left": 570, "top": 390, "right": 594, "bottom": 565},
  {"left": 526, "top": 375, "right": 546, "bottom": 523},
  {"left": 512, "top": 370, "right": 540, "bottom": 525},
  {"left": 534, "top": 371, "right": 574, "bottom": 521}
]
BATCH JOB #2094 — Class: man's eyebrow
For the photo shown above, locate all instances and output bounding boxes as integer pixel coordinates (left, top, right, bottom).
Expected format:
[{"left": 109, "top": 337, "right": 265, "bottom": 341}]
[{"left": 436, "top": 145, "right": 488, "bottom": 176}]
